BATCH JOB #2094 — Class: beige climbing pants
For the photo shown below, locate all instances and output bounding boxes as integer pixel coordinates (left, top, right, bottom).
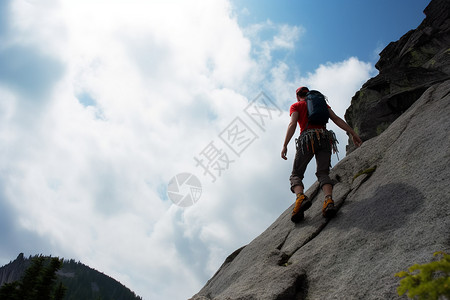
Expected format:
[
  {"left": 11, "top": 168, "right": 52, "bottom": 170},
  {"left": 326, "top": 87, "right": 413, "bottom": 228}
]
[{"left": 289, "top": 129, "right": 337, "bottom": 192}]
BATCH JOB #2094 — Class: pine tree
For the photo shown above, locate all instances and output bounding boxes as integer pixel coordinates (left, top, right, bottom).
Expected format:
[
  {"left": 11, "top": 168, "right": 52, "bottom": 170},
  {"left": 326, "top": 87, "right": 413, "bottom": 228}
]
[{"left": 0, "top": 256, "right": 66, "bottom": 300}]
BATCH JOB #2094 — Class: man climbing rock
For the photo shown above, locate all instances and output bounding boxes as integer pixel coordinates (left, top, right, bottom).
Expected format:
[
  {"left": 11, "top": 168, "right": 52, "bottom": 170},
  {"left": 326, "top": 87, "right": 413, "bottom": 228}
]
[{"left": 281, "top": 86, "right": 362, "bottom": 222}]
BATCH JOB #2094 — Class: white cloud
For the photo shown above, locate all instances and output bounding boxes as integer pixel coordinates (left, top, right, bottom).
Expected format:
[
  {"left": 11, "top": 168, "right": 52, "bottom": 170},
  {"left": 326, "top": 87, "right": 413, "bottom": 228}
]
[
  {"left": 372, "top": 41, "right": 385, "bottom": 62},
  {"left": 0, "top": 1, "right": 375, "bottom": 299},
  {"left": 244, "top": 19, "right": 304, "bottom": 69},
  {"left": 273, "top": 24, "right": 301, "bottom": 49}
]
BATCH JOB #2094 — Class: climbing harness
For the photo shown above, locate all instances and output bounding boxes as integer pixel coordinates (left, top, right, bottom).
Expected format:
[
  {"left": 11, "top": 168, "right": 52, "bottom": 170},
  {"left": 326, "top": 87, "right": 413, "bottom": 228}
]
[{"left": 295, "top": 128, "right": 339, "bottom": 160}]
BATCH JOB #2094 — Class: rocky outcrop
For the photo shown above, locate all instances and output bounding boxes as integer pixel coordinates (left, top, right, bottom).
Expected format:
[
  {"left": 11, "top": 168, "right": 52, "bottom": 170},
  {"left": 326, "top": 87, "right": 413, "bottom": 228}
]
[
  {"left": 0, "top": 253, "right": 28, "bottom": 286},
  {"left": 190, "top": 0, "right": 450, "bottom": 299},
  {"left": 344, "top": 0, "right": 450, "bottom": 154}
]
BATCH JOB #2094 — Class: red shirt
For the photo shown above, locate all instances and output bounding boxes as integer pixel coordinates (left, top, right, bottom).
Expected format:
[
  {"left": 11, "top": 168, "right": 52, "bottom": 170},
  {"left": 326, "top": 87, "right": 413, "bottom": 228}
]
[{"left": 289, "top": 100, "right": 330, "bottom": 133}]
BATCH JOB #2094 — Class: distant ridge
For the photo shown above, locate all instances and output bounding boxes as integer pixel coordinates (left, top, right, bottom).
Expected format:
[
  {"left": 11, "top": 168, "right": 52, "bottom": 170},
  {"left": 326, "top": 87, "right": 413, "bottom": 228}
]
[{"left": 0, "top": 253, "right": 142, "bottom": 300}]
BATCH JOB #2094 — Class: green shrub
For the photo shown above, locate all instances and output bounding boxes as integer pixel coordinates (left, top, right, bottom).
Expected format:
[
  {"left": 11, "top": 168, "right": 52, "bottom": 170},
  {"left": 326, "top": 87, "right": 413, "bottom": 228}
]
[
  {"left": 352, "top": 166, "right": 377, "bottom": 181},
  {"left": 395, "top": 252, "right": 450, "bottom": 300}
]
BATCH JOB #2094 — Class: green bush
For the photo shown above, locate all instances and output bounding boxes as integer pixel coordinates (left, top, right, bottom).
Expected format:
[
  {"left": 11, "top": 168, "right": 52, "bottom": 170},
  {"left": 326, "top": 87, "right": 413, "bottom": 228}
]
[{"left": 395, "top": 252, "right": 450, "bottom": 300}]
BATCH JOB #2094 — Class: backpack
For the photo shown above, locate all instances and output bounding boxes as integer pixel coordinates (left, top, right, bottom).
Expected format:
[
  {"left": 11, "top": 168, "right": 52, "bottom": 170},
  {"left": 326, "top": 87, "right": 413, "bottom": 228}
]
[{"left": 305, "top": 90, "right": 329, "bottom": 126}]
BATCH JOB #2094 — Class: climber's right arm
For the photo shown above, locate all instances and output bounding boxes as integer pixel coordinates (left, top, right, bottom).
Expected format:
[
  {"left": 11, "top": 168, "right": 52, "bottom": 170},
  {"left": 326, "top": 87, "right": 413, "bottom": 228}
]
[{"left": 282, "top": 111, "right": 299, "bottom": 160}]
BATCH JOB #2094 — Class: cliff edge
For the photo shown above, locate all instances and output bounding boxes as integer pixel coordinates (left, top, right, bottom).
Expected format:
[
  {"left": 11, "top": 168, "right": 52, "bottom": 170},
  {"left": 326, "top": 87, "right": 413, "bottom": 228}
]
[{"left": 345, "top": 0, "right": 450, "bottom": 154}]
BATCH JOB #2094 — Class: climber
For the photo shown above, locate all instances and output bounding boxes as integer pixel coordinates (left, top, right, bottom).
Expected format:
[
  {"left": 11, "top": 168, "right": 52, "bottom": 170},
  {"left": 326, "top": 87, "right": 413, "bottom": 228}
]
[{"left": 281, "top": 86, "right": 362, "bottom": 222}]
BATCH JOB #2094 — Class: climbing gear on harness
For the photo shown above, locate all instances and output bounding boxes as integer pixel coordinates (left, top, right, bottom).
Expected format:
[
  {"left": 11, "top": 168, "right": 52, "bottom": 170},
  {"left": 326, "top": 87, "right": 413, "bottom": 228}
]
[
  {"left": 322, "top": 195, "right": 337, "bottom": 218},
  {"left": 295, "top": 129, "right": 339, "bottom": 160},
  {"left": 291, "top": 193, "right": 312, "bottom": 223}
]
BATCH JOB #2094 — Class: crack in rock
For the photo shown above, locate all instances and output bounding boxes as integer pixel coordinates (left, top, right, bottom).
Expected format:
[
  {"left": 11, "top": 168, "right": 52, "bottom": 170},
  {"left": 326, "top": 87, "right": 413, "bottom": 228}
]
[{"left": 278, "top": 169, "right": 377, "bottom": 266}]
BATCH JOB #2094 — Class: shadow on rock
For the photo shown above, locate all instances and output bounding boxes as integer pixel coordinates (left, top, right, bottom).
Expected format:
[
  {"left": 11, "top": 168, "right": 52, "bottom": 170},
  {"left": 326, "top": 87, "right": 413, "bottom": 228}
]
[{"left": 338, "top": 182, "right": 424, "bottom": 233}]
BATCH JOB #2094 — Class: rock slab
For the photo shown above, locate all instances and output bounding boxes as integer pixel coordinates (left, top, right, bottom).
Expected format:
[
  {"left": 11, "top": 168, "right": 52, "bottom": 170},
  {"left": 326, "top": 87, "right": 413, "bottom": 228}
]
[{"left": 190, "top": 0, "right": 450, "bottom": 298}]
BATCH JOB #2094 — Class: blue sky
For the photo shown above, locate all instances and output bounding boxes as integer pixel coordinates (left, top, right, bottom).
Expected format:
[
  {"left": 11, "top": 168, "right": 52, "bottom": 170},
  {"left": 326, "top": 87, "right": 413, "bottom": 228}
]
[
  {"left": 0, "top": 0, "right": 429, "bottom": 299},
  {"left": 234, "top": 0, "right": 428, "bottom": 72}
]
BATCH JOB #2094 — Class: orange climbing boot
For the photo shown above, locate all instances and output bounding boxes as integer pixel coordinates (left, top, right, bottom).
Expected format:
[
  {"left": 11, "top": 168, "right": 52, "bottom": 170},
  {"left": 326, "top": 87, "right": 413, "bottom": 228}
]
[
  {"left": 291, "top": 193, "right": 312, "bottom": 223},
  {"left": 322, "top": 195, "right": 337, "bottom": 218}
]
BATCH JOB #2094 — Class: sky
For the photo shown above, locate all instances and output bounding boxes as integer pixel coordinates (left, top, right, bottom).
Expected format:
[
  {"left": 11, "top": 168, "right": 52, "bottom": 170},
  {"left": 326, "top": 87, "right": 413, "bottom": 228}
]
[{"left": 0, "top": 0, "right": 430, "bottom": 299}]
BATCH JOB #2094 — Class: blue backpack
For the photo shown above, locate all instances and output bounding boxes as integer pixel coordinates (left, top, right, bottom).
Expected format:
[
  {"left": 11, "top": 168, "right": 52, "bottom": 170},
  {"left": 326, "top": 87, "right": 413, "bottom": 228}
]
[{"left": 306, "top": 90, "right": 329, "bottom": 126}]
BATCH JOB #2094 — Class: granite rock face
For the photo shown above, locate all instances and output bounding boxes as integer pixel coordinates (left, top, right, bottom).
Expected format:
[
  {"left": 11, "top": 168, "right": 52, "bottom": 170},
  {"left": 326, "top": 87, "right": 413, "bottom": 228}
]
[
  {"left": 344, "top": 0, "right": 450, "bottom": 154},
  {"left": 190, "top": 0, "right": 450, "bottom": 299},
  {"left": 190, "top": 79, "right": 450, "bottom": 300}
]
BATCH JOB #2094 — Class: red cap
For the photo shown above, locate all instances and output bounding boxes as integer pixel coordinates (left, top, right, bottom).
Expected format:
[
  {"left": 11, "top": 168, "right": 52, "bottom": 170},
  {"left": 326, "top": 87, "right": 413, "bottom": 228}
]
[{"left": 296, "top": 86, "right": 309, "bottom": 95}]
